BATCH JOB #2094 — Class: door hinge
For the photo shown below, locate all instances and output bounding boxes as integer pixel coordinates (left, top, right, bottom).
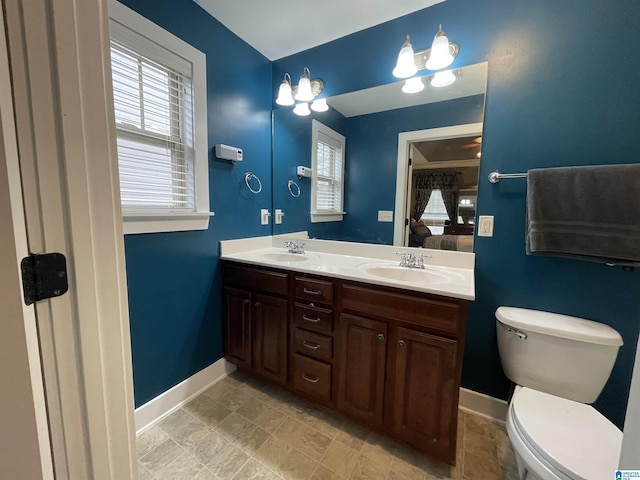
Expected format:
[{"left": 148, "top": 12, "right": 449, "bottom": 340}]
[
  {"left": 405, "top": 218, "right": 409, "bottom": 226},
  {"left": 20, "top": 253, "right": 69, "bottom": 306},
  {"left": 408, "top": 157, "right": 412, "bottom": 166}
]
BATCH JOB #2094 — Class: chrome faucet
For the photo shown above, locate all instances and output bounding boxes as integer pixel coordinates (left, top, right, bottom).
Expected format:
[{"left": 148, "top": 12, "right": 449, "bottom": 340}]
[
  {"left": 285, "top": 241, "right": 306, "bottom": 254},
  {"left": 395, "top": 252, "right": 431, "bottom": 269}
]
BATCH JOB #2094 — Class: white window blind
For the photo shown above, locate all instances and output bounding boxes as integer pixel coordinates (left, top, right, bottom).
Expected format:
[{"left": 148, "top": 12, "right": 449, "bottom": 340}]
[
  {"left": 111, "top": 41, "right": 195, "bottom": 212},
  {"left": 311, "top": 120, "right": 346, "bottom": 222},
  {"left": 109, "top": 1, "right": 209, "bottom": 235},
  {"left": 315, "top": 132, "right": 343, "bottom": 212}
]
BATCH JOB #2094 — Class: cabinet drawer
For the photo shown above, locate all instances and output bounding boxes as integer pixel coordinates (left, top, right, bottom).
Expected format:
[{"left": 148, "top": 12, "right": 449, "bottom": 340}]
[
  {"left": 224, "top": 263, "right": 289, "bottom": 296},
  {"left": 294, "top": 328, "right": 332, "bottom": 362},
  {"left": 292, "top": 353, "right": 331, "bottom": 401},
  {"left": 341, "top": 284, "right": 465, "bottom": 336},
  {"left": 295, "top": 276, "right": 334, "bottom": 304},
  {"left": 294, "top": 303, "right": 333, "bottom": 333}
]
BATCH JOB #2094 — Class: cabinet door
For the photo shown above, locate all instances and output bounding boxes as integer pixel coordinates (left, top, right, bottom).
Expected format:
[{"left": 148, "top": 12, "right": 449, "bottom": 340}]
[
  {"left": 253, "top": 293, "right": 288, "bottom": 385},
  {"left": 224, "top": 286, "right": 252, "bottom": 369},
  {"left": 390, "top": 327, "right": 458, "bottom": 463},
  {"left": 337, "top": 314, "right": 387, "bottom": 427}
]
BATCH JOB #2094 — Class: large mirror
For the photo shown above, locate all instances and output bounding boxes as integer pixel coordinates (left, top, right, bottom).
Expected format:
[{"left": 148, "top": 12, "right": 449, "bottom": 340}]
[{"left": 272, "top": 62, "right": 487, "bottom": 252}]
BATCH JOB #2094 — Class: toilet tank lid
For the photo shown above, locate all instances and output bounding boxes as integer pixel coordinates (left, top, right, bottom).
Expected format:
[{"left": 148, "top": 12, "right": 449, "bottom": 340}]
[{"left": 496, "top": 307, "right": 623, "bottom": 346}]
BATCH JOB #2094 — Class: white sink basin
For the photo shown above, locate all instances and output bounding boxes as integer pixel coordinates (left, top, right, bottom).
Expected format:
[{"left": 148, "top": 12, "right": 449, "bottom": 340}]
[
  {"left": 358, "top": 264, "right": 452, "bottom": 284},
  {"left": 252, "top": 251, "right": 315, "bottom": 263}
]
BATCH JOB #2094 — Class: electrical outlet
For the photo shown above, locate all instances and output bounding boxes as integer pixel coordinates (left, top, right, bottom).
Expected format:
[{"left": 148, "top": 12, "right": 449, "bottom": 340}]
[
  {"left": 478, "top": 215, "right": 494, "bottom": 237},
  {"left": 378, "top": 210, "right": 393, "bottom": 222}
]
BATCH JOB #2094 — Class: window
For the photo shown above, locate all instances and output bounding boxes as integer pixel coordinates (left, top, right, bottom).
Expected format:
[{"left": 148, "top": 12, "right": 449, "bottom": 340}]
[
  {"left": 420, "top": 190, "right": 449, "bottom": 235},
  {"left": 311, "top": 120, "right": 346, "bottom": 222},
  {"left": 109, "top": 1, "right": 210, "bottom": 234}
]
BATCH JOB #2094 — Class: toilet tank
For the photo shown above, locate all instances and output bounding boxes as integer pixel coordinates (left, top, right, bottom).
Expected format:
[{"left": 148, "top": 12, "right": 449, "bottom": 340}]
[{"left": 496, "top": 307, "right": 623, "bottom": 403}]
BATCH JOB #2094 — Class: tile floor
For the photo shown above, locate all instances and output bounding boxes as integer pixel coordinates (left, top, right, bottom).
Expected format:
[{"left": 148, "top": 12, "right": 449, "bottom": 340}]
[{"left": 136, "top": 370, "right": 519, "bottom": 480}]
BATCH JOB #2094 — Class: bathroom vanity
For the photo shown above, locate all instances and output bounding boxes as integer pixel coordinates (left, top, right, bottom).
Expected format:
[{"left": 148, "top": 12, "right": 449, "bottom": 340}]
[{"left": 220, "top": 236, "right": 474, "bottom": 465}]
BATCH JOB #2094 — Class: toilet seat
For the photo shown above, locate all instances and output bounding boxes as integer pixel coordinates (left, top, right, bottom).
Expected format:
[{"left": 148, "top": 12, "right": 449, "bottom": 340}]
[{"left": 509, "top": 387, "right": 622, "bottom": 480}]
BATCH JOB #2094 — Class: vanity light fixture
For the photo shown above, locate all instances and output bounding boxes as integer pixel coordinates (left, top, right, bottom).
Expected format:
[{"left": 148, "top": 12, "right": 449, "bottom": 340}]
[
  {"left": 392, "top": 25, "right": 459, "bottom": 79},
  {"left": 430, "top": 69, "right": 456, "bottom": 87},
  {"left": 293, "top": 102, "right": 311, "bottom": 116},
  {"left": 276, "top": 67, "right": 326, "bottom": 115},
  {"left": 401, "top": 77, "right": 425, "bottom": 94}
]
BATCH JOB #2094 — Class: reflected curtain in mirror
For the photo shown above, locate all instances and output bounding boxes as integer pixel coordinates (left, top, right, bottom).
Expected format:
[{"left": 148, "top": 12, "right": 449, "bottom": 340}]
[{"left": 412, "top": 171, "right": 460, "bottom": 221}]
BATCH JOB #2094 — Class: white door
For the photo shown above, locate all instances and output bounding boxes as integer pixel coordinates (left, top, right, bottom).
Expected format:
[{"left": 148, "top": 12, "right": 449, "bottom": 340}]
[
  {"left": 393, "top": 123, "right": 484, "bottom": 246},
  {"left": 0, "top": 8, "right": 53, "bottom": 477},
  {"left": 1, "top": 0, "right": 137, "bottom": 478}
]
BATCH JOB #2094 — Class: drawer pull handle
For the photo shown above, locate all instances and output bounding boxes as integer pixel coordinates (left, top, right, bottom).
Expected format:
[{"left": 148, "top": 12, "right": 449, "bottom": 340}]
[
  {"left": 377, "top": 333, "right": 385, "bottom": 341},
  {"left": 302, "top": 314, "right": 321, "bottom": 323},
  {"left": 302, "top": 341, "right": 320, "bottom": 350},
  {"left": 302, "top": 374, "right": 320, "bottom": 383},
  {"left": 398, "top": 340, "right": 406, "bottom": 347},
  {"left": 303, "top": 288, "right": 322, "bottom": 295}
]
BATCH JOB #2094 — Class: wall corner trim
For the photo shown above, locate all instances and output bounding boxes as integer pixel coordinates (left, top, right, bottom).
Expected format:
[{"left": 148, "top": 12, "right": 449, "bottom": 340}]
[
  {"left": 458, "top": 387, "right": 508, "bottom": 425},
  {"left": 134, "top": 358, "right": 236, "bottom": 434}
]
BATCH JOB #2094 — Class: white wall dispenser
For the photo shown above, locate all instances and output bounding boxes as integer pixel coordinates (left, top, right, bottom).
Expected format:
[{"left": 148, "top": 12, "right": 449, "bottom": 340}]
[
  {"left": 215, "top": 144, "right": 243, "bottom": 163},
  {"left": 297, "top": 166, "right": 312, "bottom": 178}
]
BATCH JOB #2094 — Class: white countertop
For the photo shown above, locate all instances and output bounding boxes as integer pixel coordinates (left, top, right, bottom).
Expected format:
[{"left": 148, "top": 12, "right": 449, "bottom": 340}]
[{"left": 220, "top": 234, "right": 475, "bottom": 301}]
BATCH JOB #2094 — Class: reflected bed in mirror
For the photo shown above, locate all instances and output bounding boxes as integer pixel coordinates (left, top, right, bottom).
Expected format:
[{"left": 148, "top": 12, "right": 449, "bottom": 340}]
[{"left": 272, "top": 62, "right": 487, "bottom": 253}]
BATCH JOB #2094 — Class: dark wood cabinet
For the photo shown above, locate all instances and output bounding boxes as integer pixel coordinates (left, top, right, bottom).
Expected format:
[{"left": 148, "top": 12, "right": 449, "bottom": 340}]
[
  {"left": 253, "top": 293, "right": 288, "bottom": 384},
  {"left": 223, "top": 264, "right": 289, "bottom": 385},
  {"left": 223, "top": 286, "right": 252, "bottom": 370},
  {"left": 337, "top": 314, "right": 387, "bottom": 427},
  {"left": 389, "top": 327, "right": 459, "bottom": 463},
  {"left": 222, "top": 260, "right": 466, "bottom": 465}
]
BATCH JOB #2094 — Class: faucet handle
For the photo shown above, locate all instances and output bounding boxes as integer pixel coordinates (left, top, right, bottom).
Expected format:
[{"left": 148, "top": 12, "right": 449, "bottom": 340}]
[{"left": 394, "top": 251, "right": 409, "bottom": 265}]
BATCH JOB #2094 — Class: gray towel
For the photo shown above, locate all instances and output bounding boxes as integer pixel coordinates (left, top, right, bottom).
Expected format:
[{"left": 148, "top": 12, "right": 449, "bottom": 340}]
[{"left": 526, "top": 164, "right": 640, "bottom": 265}]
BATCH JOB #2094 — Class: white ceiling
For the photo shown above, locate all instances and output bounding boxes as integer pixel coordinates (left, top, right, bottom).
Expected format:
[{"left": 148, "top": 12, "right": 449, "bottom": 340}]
[{"left": 193, "top": 0, "right": 445, "bottom": 61}]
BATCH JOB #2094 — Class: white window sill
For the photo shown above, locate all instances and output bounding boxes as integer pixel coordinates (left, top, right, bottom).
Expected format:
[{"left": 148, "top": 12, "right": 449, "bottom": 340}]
[
  {"left": 123, "top": 212, "right": 214, "bottom": 235},
  {"left": 311, "top": 212, "right": 345, "bottom": 223}
]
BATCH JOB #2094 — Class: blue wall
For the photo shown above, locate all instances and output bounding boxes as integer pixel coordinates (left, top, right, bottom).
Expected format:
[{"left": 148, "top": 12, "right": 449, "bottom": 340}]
[
  {"left": 273, "top": 0, "right": 640, "bottom": 428},
  {"left": 118, "top": 0, "right": 272, "bottom": 407},
  {"left": 120, "top": 0, "right": 640, "bottom": 428}
]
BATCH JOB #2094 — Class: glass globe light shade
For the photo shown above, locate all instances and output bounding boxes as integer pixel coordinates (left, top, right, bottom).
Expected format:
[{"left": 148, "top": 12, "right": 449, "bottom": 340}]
[
  {"left": 276, "top": 74, "right": 294, "bottom": 106},
  {"left": 310, "top": 98, "right": 329, "bottom": 112},
  {"left": 392, "top": 35, "right": 418, "bottom": 78},
  {"left": 402, "top": 77, "right": 424, "bottom": 94},
  {"left": 430, "top": 69, "right": 456, "bottom": 87},
  {"left": 425, "top": 26, "right": 454, "bottom": 70},
  {"left": 293, "top": 102, "right": 311, "bottom": 116},
  {"left": 294, "top": 68, "right": 314, "bottom": 102}
]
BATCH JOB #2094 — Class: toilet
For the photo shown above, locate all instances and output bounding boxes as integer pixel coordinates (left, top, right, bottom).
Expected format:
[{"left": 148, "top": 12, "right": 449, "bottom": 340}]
[{"left": 496, "top": 306, "right": 624, "bottom": 480}]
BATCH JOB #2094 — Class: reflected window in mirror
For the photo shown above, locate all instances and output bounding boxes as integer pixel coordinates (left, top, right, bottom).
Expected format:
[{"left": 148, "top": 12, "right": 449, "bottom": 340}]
[
  {"left": 311, "top": 119, "right": 346, "bottom": 223},
  {"left": 420, "top": 190, "right": 448, "bottom": 235}
]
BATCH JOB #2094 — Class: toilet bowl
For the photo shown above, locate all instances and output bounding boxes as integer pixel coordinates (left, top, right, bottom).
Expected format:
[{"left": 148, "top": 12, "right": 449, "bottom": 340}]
[
  {"left": 506, "top": 386, "right": 622, "bottom": 480},
  {"left": 495, "top": 307, "right": 624, "bottom": 480}
]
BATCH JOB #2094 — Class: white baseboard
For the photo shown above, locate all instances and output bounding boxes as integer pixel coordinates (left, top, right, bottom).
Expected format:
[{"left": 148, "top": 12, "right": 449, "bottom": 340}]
[
  {"left": 134, "top": 358, "right": 236, "bottom": 434},
  {"left": 458, "top": 387, "right": 508, "bottom": 425},
  {"left": 134, "top": 362, "right": 506, "bottom": 434}
]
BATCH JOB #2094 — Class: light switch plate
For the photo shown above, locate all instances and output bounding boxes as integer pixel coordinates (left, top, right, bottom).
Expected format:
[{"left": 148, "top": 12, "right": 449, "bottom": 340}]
[
  {"left": 260, "top": 209, "right": 271, "bottom": 225},
  {"left": 378, "top": 210, "right": 393, "bottom": 222},
  {"left": 478, "top": 215, "right": 494, "bottom": 237}
]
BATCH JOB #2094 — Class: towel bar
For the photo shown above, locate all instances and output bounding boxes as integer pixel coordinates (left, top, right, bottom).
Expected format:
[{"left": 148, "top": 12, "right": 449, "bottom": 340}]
[{"left": 488, "top": 171, "right": 528, "bottom": 183}]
